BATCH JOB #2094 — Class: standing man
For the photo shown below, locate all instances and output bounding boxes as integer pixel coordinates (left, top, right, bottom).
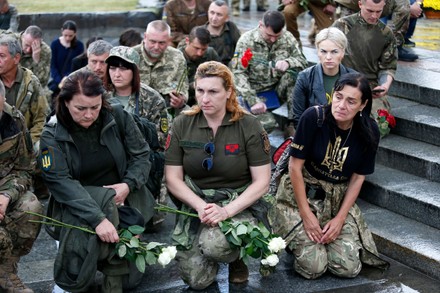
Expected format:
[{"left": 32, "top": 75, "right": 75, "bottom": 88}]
[
  {"left": 204, "top": 0, "right": 241, "bottom": 66},
  {"left": 134, "top": 20, "right": 188, "bottom": 113},
  {"left": 77, "top": 39, "right": 113, "bottom": 81},
  {"left": 332, "top": 0, "right": 396, "bottom": 115},
  {"left": 233, "top": 10, "right": 307, "bottom": 131},
  {"left": 0, "top": 79, "right": 43, "bottom": 293},
  {"left": 180, "top": 26, "right": 220, "bottom": 105},
  {"left": 0, "top": 35, "right": 49, "bottom": 147}
]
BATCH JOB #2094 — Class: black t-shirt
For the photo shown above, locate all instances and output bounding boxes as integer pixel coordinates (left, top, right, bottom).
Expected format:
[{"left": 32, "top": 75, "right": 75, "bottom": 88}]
[{"left": 290, "top": 107, "right": 378, "bottom": 183}]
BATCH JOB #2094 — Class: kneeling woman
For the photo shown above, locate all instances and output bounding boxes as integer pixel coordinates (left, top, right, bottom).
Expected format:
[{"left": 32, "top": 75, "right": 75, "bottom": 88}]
[
  {"left": 165, "top": 61, "right": 271, "bottom": 289},
  {"left": 271, "top": 72, "right": 388, "bottom": 279}
]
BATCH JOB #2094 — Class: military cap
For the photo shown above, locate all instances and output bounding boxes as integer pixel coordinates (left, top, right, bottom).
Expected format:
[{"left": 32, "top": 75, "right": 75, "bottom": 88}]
[{"left": 105, "top": 45, "right": 140, "bottom": 66}]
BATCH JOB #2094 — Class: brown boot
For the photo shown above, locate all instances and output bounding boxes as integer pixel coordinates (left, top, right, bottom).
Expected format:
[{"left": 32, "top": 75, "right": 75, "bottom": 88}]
[
  {"left": 0, "top": 258, "right": 34, "bottom": 293},
  {"left": 228, "top": 258, "right": 249, "bottom": 284}
]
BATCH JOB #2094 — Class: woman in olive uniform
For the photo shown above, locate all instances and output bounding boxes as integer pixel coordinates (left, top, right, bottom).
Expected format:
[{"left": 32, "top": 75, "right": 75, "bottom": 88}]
[{"left": 165, "top": 61, "right": 271, "bottom": 290}]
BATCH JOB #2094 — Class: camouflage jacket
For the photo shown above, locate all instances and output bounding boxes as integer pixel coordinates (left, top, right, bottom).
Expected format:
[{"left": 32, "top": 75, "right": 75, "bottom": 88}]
[
  {"left": 6, "top": 66, "right": 50, "bottom": 144},
  {"left": 332, "top": 13, "right": 397, "bottom": 84},
  {"left": 202, "top": 21, "right": 241, "bottom": 66},
  {"left": 133, "top": 42, "right": 189, "bottom": 101},
  {"left": 232, "top": 27, "right": 307, "bottom": 107},
  {"left": 163, "top": 0, "right": 211, "bottom": 47},
  {"left": 109, "top": 83, "right": 169, "bottom": 149},
  {"left": 0, "top": 30, "right": 52, "bottom": 87},
  {"left": 0, "top": 103, "right": 35, "bottom": 203}
]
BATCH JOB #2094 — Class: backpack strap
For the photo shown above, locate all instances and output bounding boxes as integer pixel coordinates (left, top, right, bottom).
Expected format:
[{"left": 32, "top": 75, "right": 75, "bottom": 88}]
[{"left": 314, "top": 105, "right": 325, "bottom": 128}]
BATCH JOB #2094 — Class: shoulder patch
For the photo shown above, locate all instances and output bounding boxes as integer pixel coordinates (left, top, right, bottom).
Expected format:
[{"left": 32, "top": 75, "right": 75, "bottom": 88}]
[
  {"left": 40, "top": 147, "right": 54, "bottom": 171},
  {"left": 261, "top": 131, "right": 270, "bottom": 155},
  {"left": 160, "top": 116, "right": 169, "bottom": 134}
]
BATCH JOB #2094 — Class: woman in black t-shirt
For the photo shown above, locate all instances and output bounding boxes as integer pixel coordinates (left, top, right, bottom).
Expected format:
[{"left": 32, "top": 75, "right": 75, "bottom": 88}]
[{"left": 270, "top": 73, "right": 389, "bottom": 280}]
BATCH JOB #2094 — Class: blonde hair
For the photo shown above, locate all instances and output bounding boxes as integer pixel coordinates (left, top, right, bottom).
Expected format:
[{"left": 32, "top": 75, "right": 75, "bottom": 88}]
[
  {"left": 315, "top": 27, "right": 348, "bottom": 52},
  {"left": 185, "top": 61, "right": 246, "bottom": 122}
]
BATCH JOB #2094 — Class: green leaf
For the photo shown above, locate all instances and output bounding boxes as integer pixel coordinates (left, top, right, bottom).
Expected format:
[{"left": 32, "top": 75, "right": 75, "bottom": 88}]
[
  {"left": 259, "top": 223, "right": 270, "bottom": 238},
  {"left": 135, "top": 254, "right": 146, "bottom": 273},
  {"left": 250, "top": 230, "right": 260, "bottom": 239},
  {"left": 120, "top": 229, "right": 133, "bottom": 239},
  {"left": 240, "top": 247, "right": 247, "bottom": 259},
  {"left": 130, "top": 237, "right": 140, "bottom": 248},
  {"left": 117, "top": 244, "right": 127, "bottom": 258},
  {"left": 236, "top": 224, "right": 248, "bottom": 236},
  {"left": 128, "top": 225, "right": 145, "bottom": 235},
  {"left": 146, "top": 241, "right": 163, "bottom": 250},
  {"left": 145, "top": 251, "right": 156, "bottom": 265},
  {"left": 230, "top": 229, "right": 242, "bottom": 246}
]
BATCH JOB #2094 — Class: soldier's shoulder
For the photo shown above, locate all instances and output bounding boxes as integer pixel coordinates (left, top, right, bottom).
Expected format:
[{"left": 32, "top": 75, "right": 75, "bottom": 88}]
[
  {"left": 164, "top": 46, "right": 185, "bottom": 60},
  {"left": 21, "top": 67, "right": 42, "bottom": 86},
  {"left": 140, "top": 83, "right": 165, "bottom": 102}
]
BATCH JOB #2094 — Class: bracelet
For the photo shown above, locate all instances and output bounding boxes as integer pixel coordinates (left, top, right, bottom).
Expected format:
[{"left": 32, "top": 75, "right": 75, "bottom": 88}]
[{"left": 223, "top": 207, "right": 230, "bottom": 218}]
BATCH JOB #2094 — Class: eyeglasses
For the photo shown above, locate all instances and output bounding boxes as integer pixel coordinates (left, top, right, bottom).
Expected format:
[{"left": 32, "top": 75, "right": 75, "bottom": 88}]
[{"left": 202, "top": 142, "right": 215, "bottom": 171}]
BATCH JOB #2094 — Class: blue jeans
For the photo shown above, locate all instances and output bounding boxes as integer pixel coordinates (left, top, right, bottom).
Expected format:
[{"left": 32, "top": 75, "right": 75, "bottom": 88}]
[{"left": 380, "top": 0, "right": 417, "bottom": 40}]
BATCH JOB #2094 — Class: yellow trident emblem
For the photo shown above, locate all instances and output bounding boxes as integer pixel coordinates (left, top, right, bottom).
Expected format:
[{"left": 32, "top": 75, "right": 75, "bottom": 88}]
[{"left": 41, "top": 148, "right": 52, "bottom": 171}]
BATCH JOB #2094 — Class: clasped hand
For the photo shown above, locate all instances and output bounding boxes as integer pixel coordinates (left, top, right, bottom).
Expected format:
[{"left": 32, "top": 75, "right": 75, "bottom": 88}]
[
  {"left": 199, "top": 203, "right": 229, "bottom": 227},
  {"left": 303, "top": 212, "right": 343, "bottom": 244}
]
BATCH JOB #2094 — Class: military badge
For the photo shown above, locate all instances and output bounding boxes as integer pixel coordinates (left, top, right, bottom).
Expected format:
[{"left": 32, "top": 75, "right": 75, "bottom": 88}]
[
  {"left": 261, "top": 131, "right": 270, "bottom": 155},
  {"left": 40, "top": 147, "right": 54, "bottom": 171},
  {"left": 160, "top": 117, "right": 169, "bottom": 134},
  {"left": 225, "top": 144, "right": 240, "bottom": 155}
]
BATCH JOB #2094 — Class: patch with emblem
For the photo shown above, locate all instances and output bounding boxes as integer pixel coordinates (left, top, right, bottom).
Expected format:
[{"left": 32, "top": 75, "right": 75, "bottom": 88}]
[
  {"left": 40, "top": 147, "right": 54, "bottom": 171},
  {"left": 225, "top": 144, "right": 240, "bottom": 155},
  {"left": 165, "top": 133, "right": 172, "bottom": 151},
  {"left": 160, "top": 117, "right": 169, "bottom": 134},
  {"left": 261, "top": 131, "right": 270, "bottom": 155}
]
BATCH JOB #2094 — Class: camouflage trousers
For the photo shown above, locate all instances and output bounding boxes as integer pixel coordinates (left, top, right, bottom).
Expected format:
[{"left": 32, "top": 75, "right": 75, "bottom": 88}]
[
  {"left": 289, "top": 213, "right": 362, "bottom": 279},
  {"left": 0, "top": 191, "right": 42, "bottom": 260},
  {"left": 176, "top": 210, "right": 256, "bottom": 290},
  {"left": 231, "top": 0, "right": 268, "bottom": 9}
]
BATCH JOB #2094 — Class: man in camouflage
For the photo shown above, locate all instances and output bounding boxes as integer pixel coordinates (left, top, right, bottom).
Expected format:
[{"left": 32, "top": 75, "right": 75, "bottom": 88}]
[
  {"left": 203, "top": 0, "right": 241, "bottom": 65},
  {"left": 0, "top": 35, "right": 49, "bottom": 149},
  {"left": 179, "top": 26, "right": 220, "bottom": 105},
  {"left": 77, "top": 39, "right": 113, "bottom": 81},
  {"left": 0, "top": 79, "right": 43, "bottom": 293},
  {"left": 332, "top": 0, "right": 396, "bottom": 116},
  {"left": 134, "top": 20, "right": 188, "bottom": 114},
  {"left": 231, "top": 0, "right": 268, "bottom": 15},
  {"left": 232, "top": 10, "right": 307, "bottom": 130},
  {"left": 335, "top": 0, "right": 417, "bottom": 61}
]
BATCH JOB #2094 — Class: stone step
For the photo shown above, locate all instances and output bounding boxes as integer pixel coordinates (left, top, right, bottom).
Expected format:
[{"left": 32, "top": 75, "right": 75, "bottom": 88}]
[
  {"left": 361, "top": 163, "right": 440, "bottom": 230},
  {"left": 377, "top": 134, "right": 440, "bottom": 183},
  {"left": 389, "top": 96, "right": 440, "bottom": 147},
  {"left": 358, "top": 199, "right": 440, "bottom": 280}
]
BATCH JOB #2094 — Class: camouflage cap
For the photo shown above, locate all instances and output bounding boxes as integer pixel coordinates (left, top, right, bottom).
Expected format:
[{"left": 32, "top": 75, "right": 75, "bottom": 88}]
[{"left": 105, "top": 45, "right": 140, "bottom": 66}]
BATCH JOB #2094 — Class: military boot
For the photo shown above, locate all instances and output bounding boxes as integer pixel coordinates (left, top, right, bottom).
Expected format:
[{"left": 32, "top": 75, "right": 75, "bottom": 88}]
[{"left": 0, "top": 257, "right": 34, "bottom": 293}]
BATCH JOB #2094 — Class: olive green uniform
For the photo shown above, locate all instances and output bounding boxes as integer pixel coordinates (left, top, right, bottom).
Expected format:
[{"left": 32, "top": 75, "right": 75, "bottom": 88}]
[{"left": 165, "top": 111, "right": 270, "bottom": 289}]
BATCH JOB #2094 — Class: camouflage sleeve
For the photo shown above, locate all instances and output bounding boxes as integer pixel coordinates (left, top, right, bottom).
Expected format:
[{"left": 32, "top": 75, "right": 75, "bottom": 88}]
[
  {"left": 388, "top": 0, "right": 410, "bottom": 46},
  {"left": 280, "top": 31, "right": 308, "bottom": 71},
  {"left": 34, "top": 43, "right": 52, "bottom": 87},
  {"left": 163, "top": 2, "right": 185, "bottom": 46},
  {"left": 176, "top": 55, "right": 189, "bottom": 99},
  {"left": 378, "top": 30, "right": 397, "bottom": 82},
  {"left": 0, "top": 115, "right": 34, "bottom": 203},
  {"left": 29, "top": 76, "right": 50, "bottom": 144},
  {"left": 232, "top": 36, "right": 261, "bottom": 107}
]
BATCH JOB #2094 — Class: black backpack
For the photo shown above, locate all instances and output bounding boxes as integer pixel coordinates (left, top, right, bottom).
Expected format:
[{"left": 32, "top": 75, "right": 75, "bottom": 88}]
[{"left": 112, "top": 104, "right": 165, "bottom": 200}]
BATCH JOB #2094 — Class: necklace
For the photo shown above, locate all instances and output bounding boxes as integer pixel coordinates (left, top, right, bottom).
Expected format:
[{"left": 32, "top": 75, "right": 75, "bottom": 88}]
[{"left": 334, "top": 122, "right": 353, "bottom": 149}]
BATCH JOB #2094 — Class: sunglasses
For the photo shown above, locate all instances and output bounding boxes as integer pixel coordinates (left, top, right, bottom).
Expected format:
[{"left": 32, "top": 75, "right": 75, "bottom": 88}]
[{"left": 202, "top": 142, "right": 215, "bottom": 171}]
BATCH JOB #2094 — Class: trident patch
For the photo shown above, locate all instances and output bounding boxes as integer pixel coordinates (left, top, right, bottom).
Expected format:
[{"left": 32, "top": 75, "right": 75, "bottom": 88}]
[{"left": 40, "top": 147, "right": 53, "bottom": 171}]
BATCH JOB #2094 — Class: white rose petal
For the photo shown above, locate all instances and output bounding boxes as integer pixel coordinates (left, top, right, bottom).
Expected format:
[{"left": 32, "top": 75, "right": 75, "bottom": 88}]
[
  {"left": 157, "top": 251, "right": 172, "bottom": 267},
  {"left": 163, "top": 246, "right": 177, "bottom": 259},
  {"left": 261, "top": 254, "right": 279, "bottom": 267},
  {"left": 268, "top": 237, "right": 286, "bottom": 253}
]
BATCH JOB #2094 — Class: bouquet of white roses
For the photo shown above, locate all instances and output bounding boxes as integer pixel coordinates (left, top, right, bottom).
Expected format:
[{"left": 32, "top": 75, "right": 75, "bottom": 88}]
[{"left": 27, "top": 211, "right": 177, "bottom": 273}]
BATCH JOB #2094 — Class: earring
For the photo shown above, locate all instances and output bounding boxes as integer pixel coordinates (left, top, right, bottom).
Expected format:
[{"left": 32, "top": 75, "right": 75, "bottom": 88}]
[{"left": 360, "top": 111, "right": 363, "bottom": 117}]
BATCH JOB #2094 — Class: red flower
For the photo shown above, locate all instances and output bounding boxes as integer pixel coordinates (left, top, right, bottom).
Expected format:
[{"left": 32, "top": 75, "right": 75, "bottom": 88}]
[
  {"left": 386, "top": 114, "right": 396, "bottom": 128},
  {"left": 377, "top": 109, "right": 389, "bottom": 117},
  {"left": 241, "top": 48, "right": 253, "bottom": 68}
]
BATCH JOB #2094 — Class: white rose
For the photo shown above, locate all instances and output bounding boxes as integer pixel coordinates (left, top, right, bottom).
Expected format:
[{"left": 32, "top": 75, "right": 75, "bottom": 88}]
[
  {"left": 261, "top": 254, "right": 279, "bottom": 267},
  {"left": 157, "top": 251, "right": 172, "bottom": 267},
  {"left": 268, "top": 237, "right": 286, "bottom": 253},
  {"left": 163, "top": 246, "right": 177, "bottom": 259}
]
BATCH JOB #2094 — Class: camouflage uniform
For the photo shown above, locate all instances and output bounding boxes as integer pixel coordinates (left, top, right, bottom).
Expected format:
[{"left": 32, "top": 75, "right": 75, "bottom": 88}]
[
  {"left": 163, "top": 0, "right": 212, "bottom": 47},
  {"left": 0, "top": 102, "right": 43, "bottom": 292},
  {"left": 269, "top": 170, "right": 389, "bottom": 279},
  {"left": 332, "top": 13, "right": 396, "bottom": 116},
  {"left": 335, "top": 0, "right": 410, "bottom": 47},
  {"left": 4, "top": 66, "right": 50, "bottom": 146},
  {"left": 133, "top": 42, "right": 189, "bottom": 105},
  {"left": 232, "top": 0, "right": 268, "bottom": 10},
  {"left": 233, "top": 27, "right": 307, "bottom": 107},
  {"left": 202, "top": 21, "right": 241, "bottom": 66}
]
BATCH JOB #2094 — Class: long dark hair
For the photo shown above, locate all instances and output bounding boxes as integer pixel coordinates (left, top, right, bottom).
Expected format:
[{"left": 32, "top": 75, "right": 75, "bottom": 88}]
[
  {"left": 56, "top": 70, "right": 111, "bottom": 130},
  {"left": 324, "top": 72, "right": 378, "bottom": 149},
  {"left": 62, "top": 20, "right": 79, "bottom": 48},
  {"left": 103, "top": 57, "right": 141, "bottom": 95}
]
